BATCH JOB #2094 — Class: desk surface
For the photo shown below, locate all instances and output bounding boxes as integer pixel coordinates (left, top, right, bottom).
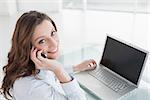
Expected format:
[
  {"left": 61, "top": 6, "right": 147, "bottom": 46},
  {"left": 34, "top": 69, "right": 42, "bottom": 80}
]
[
  {"left": 82, "top": 80, "right": 150, "bottom": 100},
  {"left": 59, "top": 45, "right": 150, "bottom": 100}
]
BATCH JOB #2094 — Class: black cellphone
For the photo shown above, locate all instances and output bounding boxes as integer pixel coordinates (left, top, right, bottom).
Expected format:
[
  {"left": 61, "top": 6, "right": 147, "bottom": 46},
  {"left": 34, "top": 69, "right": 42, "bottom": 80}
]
[{"left": 41, "top": 53, "right": 47, "bottom": 58}]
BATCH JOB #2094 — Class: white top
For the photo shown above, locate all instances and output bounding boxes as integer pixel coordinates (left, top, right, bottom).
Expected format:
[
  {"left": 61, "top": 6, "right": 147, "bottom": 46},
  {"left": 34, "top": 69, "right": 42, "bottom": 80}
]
[{"left": 11, "top": 67, "right": 87, "bottom": 100}]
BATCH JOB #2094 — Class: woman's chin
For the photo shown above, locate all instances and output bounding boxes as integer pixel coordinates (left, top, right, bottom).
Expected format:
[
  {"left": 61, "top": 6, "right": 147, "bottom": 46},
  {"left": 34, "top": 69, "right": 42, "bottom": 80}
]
[{"left": 47, "top": 52, "right": 60, "bottom": 59}]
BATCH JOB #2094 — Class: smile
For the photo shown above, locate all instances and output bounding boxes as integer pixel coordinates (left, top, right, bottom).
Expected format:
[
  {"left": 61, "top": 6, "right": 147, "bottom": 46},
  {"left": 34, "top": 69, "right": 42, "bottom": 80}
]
[{"left": 48, "top": 48, "right": 58, "bottom": 54}]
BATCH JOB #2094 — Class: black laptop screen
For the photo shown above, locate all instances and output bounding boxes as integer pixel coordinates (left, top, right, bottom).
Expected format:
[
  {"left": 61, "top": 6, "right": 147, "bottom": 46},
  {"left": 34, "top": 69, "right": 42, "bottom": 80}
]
[{"left": 100, "top": 36, "right": 146, "bottom": 85}]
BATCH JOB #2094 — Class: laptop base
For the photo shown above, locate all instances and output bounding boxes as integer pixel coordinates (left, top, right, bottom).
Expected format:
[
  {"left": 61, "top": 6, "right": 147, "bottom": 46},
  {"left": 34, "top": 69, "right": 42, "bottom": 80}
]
[{"left": 75, "top": 68, "right": 136, "bottom": 100}]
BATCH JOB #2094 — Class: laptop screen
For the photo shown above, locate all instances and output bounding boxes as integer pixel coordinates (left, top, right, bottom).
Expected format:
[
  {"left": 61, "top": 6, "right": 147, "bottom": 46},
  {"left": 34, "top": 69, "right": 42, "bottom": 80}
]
[{"left": 100, "top": 36, "right": 147, "bottom": 85}]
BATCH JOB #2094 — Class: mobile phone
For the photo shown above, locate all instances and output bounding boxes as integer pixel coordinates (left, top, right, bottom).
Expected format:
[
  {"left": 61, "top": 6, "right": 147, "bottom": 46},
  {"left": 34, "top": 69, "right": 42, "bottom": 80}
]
[
  {"left": 33, "top": 46, "right": 47, "bottom": 58},
  {"left": 41, "top": 53, "right": 47, "bottom": 58}
]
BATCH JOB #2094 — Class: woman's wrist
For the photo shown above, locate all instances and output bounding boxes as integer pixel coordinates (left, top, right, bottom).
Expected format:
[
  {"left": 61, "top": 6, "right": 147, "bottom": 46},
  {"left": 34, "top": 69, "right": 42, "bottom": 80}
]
[
  {"left": 54, "top": 68, "right": 72, "bottom": 83},
  {"left": 73, "top": 65, "right": 79, "bottom": 72}
]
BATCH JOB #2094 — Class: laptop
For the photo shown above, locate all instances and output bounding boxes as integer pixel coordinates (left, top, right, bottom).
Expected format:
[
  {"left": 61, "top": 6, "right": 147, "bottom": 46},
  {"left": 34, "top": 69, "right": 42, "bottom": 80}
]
[{"left": 75, "top": 35, "right": 149, "bottom": 100}]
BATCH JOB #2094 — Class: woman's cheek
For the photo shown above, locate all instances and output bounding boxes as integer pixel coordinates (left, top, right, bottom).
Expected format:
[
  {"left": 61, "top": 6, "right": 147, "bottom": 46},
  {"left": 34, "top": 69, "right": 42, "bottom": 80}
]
[{"left": 35, "top": 44, "right": 47, "bottom": 51}]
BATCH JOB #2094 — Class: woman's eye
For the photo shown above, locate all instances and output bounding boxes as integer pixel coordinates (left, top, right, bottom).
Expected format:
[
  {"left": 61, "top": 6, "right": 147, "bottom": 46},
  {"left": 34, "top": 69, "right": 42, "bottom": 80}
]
[
  {"left": 51, "top": 31, "right": 56, "bottom": 36},
  {"left": 39, "top": 39, "right": 45, "bottom": 44}
]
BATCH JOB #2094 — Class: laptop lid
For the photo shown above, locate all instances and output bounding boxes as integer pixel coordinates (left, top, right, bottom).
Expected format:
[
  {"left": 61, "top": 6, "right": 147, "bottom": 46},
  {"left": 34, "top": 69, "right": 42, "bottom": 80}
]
[{"left": 100, "top": 36, "right": 148, "bottom": 86}]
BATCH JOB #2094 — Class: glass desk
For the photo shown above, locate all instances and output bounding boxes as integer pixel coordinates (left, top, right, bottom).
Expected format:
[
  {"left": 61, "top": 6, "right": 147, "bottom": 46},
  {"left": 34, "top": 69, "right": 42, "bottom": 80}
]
[{"left": 59, "top": 45, "right": 150, "bottom": 100}]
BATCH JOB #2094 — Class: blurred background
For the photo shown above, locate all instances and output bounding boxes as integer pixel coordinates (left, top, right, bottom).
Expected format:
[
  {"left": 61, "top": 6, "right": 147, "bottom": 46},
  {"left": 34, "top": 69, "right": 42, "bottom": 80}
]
[{"left": 0, "top": 0, "right": 150, "bottom": 98}]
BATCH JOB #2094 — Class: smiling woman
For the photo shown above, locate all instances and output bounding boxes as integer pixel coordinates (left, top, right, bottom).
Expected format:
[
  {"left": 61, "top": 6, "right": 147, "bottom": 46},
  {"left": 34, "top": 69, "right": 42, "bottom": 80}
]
[
  {"left": 0, "top": 11, "right": 97, "bottom": 100},
  {"left": 31, "top": 20, "right": 59, "bottom": 59}
]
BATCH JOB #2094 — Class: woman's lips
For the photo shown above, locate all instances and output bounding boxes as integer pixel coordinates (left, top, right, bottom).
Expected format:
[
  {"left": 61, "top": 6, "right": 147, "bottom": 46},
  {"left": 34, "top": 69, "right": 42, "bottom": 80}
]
[{"left": 48, "top": 48, "right": 58, "bottom": 54}]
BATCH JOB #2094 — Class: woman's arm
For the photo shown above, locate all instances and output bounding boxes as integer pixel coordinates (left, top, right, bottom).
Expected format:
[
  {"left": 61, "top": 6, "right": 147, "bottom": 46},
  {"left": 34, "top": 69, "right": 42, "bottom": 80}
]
[
  {"left": 73, "top": 59, "right": 97, "bottom": 72},
  {"left": 30, "top": 48, "right": 87, "bottom": 100},
  {"left": 64, "top": 59, "right": 97, "bottom": 74}
]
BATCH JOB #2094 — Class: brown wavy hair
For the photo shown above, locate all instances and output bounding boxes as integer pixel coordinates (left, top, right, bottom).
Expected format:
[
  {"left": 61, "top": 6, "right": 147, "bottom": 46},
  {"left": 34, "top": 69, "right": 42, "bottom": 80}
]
[{"left": 0, "top": 11, "right": 57, "bottom": 100}]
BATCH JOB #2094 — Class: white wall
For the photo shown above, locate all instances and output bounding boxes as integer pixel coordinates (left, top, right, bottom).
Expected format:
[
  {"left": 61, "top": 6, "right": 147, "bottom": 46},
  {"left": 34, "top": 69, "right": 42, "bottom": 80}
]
[
  {"left": 0, "top": 0, "right": 17, "bottom": 16},
  {"left": 17, "top": 0, "right": 62, "bottom": 13}
]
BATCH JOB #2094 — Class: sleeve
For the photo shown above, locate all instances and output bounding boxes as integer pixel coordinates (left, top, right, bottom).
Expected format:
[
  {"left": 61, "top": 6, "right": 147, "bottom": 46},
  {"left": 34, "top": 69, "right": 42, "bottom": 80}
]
[
  {"left": 61, "top": 77, "right": 87, "bottom": 100},
  {"left": 28, "top": 77, "right": 87, "bottom": 100}
]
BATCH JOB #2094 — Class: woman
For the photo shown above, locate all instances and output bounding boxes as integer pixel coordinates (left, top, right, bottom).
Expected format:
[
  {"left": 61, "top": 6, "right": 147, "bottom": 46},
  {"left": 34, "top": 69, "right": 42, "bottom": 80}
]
[{"left": 1, "top": 11, "right": 96, "bottom": 100}]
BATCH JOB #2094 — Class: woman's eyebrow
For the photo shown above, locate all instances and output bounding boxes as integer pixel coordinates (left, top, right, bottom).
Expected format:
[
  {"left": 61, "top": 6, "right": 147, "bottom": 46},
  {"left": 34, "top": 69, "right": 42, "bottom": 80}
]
[{"left": 34, "top": 28, "right": 55, "bottom": 42}]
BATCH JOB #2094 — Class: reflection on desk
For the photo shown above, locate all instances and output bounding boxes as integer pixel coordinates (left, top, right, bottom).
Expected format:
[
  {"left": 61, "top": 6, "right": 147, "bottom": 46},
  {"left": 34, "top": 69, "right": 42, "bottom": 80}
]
[
  {"left": 59, "top": 45, "right": 150, "bottom": 100},
  {"left": 119, "top": 80, "right": 150, "bottom": 100}
]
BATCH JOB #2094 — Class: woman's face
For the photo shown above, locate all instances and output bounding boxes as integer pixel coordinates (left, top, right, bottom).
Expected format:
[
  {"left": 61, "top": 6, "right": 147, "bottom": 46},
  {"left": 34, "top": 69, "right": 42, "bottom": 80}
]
[{"left": 31, "top": 20, "right": 59, "bottom": 59}]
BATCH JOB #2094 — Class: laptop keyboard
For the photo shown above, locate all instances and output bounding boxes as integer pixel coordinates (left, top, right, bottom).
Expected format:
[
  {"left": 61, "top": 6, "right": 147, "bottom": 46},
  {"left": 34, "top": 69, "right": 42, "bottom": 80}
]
[{"left": 89, "top": 67, "right": 129, "bottom": 92}]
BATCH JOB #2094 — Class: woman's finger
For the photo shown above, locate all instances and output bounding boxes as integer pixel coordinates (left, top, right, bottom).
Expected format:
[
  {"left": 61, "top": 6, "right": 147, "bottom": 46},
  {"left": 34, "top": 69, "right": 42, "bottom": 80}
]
[
  {"left": 37, "top": 50, "right": 45, "bottom": 61},
  {"left": 86, "top": 59, "right": 97, "bottom": 69},
  {"left": 31, "top": 48, "right": 38, "bottom": 59},
  {"left": 90, "top": 59, "right": 96, "bottom": 64},
  {"left": 30, "top": 48, "right": 41, "bottom": 68},
  {"left": 89, "top": 59, "right": 97, "bottom": 66},
  {"left": 31, "top": 46, "right": 34, "bottom": 52},
  {"left": 30, "top": 46, "right": 34, "bottom": 58},
  {"left": 30, "top": 46, "right": 36, "bottom": 59},
  {"left": 30, "top": 48, "right": 43, "bottom": 67}
]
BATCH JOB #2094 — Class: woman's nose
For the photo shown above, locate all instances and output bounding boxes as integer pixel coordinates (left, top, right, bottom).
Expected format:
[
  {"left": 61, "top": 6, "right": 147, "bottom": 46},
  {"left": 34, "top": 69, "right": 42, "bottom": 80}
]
[{"left": 48, "top": 38, "right": 58, "bottom": 50}]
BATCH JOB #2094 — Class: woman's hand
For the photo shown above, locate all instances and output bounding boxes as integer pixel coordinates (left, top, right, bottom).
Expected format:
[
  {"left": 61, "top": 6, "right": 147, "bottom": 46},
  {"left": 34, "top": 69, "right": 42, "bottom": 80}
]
[
  {"left": 73, "top": 59, "right": 97, "bottom": 72},
  {"left": 30, "top": 47, "right": 72, "bottom": 83},
  {"left": 30, "top": 47, "right": 63, "bottom": 73}
]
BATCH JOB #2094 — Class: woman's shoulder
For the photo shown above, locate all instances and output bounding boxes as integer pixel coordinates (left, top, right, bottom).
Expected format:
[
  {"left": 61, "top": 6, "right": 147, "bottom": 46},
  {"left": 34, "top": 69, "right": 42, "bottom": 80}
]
[
  {"left": 13, "top": 70, "right": 50, "bottom": 87},
  {"left": 13, "top": 76, "right": 28, "bottom": 86},
  {"left": 13, "top": 75, "right": 44, "bottom": 94},
  {"left": 14, "top": 76, "right": 36, "bottom": 86},
  {"left": 12, "top": 74, "right": 54, "bottom": 99},
  {"left": 13, "top": 70, "right": 54, "bottom": 93}
]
